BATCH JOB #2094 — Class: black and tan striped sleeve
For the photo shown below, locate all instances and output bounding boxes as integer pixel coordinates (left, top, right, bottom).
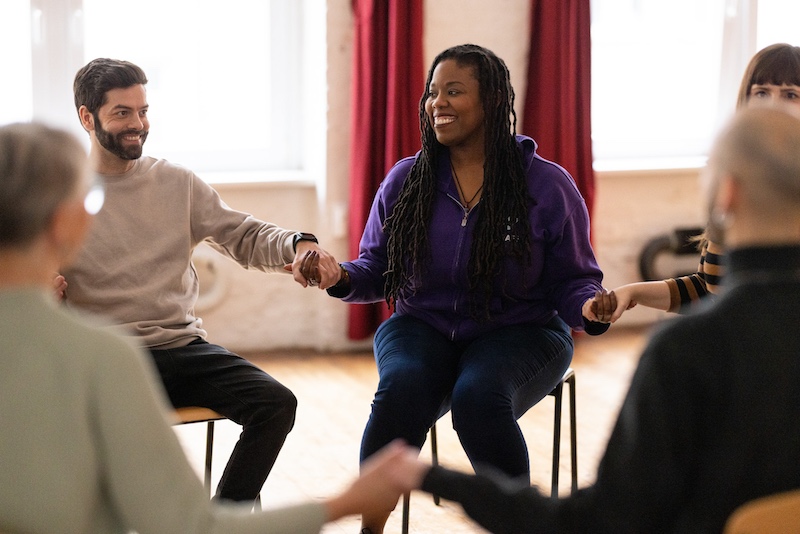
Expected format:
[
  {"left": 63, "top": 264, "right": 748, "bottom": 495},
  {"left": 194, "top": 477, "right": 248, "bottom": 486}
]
[{"left": 664, "top": 240, "right": 725, "bottom": 313}]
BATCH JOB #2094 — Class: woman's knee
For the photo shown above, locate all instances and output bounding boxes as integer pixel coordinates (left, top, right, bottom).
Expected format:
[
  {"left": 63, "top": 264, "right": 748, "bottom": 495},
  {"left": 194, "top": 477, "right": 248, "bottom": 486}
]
[
  {"left": 450, "top": 380, "right": 510, "bottom": 435},
  {"left": 373, "top": 336, "right": 455, "bottom": 410},
  {"left": 373, "top": 370, "right": 444, "bottom": 421},
  {"left": 369, "top": 358, "right": 453, "bottom": 436}
]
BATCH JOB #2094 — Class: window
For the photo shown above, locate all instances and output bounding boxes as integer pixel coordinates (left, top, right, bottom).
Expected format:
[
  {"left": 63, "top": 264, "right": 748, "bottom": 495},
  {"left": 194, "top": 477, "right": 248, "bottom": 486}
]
[
  {"left": 591, "top": 0, "right": 800, "bottom": 171},
  {"left": 1, "top": 0, "right": 325, "bottom": 183},
  {"left": 0, "top": 1, "right": 33, "bottom": 125},
  {"left": 591, "top": 0, "right": 727, "bottom": 171},
  {"left": 756, "top": 0, "right": 800, "bottom": 48}
]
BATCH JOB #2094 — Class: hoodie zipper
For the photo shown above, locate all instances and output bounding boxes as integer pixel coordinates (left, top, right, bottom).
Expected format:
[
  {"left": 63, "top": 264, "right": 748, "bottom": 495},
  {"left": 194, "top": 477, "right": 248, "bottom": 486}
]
[{"left": 446, "top": 193, "right": 477, "bottom": 339}]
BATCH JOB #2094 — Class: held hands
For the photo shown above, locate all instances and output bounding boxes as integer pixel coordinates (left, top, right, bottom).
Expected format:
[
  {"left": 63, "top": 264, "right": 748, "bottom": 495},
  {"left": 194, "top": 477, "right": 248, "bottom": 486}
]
[
  {"left": 582, "top": 288, "right": 638, "bottom": 324},
  {"left": 363, "top": 440, "right": 431, "bottom": 495},
  {"left": 284, "top": 242, "right": 341, "bottom": 289},
  {"left": 602, "top": 285, "right": 639, "bottom": 322},
  {"left": 324, "top": 440, "right": 430, "bottom": 522}
]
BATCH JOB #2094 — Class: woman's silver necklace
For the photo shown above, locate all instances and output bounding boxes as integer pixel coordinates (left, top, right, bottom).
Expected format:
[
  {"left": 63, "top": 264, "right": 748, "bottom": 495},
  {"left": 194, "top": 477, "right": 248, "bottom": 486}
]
[{"left": 451, "top": 163, "right": 483, "bottom": 210}]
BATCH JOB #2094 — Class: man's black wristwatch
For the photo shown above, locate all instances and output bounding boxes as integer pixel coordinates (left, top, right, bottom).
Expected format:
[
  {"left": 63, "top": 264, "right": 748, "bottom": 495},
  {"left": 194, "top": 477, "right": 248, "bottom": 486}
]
[{"left": 292, "top": 232, "right": 319, "bottom": 252}]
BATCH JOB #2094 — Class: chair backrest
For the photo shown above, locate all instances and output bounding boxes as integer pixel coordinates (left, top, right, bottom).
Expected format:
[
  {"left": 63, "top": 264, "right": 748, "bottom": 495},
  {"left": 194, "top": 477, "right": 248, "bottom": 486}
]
[{"left": 724, "top": 489, "right": 800, "bottom": 534}]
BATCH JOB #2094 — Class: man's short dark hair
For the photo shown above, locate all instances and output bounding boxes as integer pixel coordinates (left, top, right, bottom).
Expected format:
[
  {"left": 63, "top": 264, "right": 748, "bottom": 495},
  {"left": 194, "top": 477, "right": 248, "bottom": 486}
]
[{"left": 73, "top": 58, "right": 148, "bottom": 115}]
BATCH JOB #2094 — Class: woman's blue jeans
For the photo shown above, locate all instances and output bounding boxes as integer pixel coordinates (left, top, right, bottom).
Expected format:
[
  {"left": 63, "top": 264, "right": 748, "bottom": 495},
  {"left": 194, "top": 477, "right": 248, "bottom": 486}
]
[{"left": 361, "top": 313, "right": 573, "bottom": 482}]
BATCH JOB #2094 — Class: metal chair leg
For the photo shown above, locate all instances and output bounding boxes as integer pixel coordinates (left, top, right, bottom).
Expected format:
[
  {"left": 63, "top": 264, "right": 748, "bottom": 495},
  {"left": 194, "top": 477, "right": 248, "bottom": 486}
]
[
  {"left": 549, "top": 369, "right": 578, "bottom": 498},
  {"left": 401, "top": 492, "right": 410, "bottom": 533},
  {"left": 431, "top": 423, "right": 440, "bottom": 506},
  {"left": 204, "top": 421, "right": 215, "bottom": 495},
  {"left": 567, "top": 372, "right": 578, "bottom": 494},
  {"left": 551, "top": 382, "right": 564, "bottom": 498}
]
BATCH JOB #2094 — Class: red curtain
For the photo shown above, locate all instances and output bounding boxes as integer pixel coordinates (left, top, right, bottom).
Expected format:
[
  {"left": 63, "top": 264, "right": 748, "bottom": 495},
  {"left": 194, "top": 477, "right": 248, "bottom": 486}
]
[
  {"left": 347, "top": 0, "right": 424, "bottom": 339},
  {"left": 522, "top": 0, "right": 595, "bottom": 223}
]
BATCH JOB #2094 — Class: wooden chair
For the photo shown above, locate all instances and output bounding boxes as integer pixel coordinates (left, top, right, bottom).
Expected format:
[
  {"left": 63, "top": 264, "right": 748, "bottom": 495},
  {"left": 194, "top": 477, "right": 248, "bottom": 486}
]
[
  {"left": 401, "top": 368, "right": 578, "bottom": 534},
  {"left": 724, "top": 489, "right": 800, "bottom": 534}
]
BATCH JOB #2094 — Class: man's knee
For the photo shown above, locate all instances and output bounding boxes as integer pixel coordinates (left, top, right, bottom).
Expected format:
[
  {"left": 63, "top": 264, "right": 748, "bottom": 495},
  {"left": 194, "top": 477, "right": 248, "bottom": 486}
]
[
  {"left": 279, "top": 385, "right": 298, "bottom": 422},
  {"left": 239, "top": 379, "right": 297, "bottom": 433}
]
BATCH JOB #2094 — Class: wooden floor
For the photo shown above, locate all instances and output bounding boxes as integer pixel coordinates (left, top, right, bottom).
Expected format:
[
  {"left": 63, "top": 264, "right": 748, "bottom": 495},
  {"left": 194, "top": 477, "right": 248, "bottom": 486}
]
[{"left": 173, "top": 324, "right": 653, "bottom": 533}]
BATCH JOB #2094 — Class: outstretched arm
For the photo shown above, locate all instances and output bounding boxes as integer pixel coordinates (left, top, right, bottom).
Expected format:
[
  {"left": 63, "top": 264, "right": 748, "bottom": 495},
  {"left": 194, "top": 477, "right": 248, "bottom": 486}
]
[
  {"left": 585, "top": 281, "right": 671, "bottom": 323},
  {"left": 421, "top": 466, "right": 558, "bottom": 534}
]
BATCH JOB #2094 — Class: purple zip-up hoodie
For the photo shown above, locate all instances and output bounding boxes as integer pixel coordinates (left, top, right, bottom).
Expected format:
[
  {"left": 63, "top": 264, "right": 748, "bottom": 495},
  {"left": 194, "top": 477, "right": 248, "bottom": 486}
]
[{"left": 337, "top": 136, "right": 607, "bottom": 341}]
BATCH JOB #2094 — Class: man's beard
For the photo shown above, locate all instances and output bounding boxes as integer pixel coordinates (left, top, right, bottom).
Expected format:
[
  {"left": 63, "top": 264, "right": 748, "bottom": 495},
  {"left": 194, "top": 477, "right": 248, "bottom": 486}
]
[{"left": 95, "top": 117, "right": 148, "bottom": 160}]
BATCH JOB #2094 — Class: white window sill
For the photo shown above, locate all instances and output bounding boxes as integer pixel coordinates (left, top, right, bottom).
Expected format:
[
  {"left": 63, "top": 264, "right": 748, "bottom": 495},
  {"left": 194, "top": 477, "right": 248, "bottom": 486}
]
[
  {"left": 197, "top": 170, "right": 318, "bottom": 188},
  {"left": 593, "top": 156, "right": 708, "bottom": 174}
]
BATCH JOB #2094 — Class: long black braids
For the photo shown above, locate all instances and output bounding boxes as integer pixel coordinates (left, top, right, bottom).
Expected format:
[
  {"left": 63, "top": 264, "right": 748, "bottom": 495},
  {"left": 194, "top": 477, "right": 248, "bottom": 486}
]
[{"left": 383, "top": 44, "right": 532, "bottom": 319}]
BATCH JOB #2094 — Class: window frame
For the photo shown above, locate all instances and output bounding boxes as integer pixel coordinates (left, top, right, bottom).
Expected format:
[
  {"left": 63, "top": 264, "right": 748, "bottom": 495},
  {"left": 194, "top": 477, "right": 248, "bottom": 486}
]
[{"left": 22, "top": 0, "right": 325, "bottom": 185}]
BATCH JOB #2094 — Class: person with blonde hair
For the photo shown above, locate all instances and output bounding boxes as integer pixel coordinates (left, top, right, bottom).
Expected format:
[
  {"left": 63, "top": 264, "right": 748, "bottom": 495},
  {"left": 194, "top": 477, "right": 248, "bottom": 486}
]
[{"left": 0, "top": 122, "right": 406, "bottom": 534}]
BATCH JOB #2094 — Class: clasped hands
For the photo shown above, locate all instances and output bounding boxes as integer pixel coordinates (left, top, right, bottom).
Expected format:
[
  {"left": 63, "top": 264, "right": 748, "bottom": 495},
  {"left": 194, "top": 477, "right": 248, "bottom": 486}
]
[
  {"left": 284, "top": 242, "right": 342, "bottom": 289},
  {"left": 582, "top": 288, "right": 636, "bottom": 324},
  {"left": 331, "top": 440, "right": 431, "bottom": 520}
]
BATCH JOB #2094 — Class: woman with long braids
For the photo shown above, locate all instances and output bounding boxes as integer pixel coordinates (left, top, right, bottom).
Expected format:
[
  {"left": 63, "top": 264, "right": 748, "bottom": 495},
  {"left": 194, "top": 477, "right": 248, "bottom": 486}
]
[{"left": 303, "top": 44, "right": 609, "bottom": 534}]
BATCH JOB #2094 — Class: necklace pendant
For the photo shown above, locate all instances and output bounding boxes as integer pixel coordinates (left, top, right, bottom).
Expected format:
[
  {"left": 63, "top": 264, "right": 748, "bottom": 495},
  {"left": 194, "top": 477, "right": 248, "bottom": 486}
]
[{"left": 461, "top": 209, "right": 468, "bottom": 227}]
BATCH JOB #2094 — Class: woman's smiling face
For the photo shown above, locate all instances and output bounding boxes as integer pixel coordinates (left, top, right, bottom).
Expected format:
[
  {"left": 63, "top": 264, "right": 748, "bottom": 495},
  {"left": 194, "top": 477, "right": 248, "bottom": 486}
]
[{"left": 425, "top": 59, "right": 485, "bottom": 150}]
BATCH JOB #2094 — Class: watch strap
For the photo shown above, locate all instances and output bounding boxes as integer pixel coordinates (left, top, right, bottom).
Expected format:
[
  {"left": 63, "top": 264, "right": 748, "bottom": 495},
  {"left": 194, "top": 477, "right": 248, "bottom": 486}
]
[{"left": 292, "top": 232, "right": 319, "bottom": 252}]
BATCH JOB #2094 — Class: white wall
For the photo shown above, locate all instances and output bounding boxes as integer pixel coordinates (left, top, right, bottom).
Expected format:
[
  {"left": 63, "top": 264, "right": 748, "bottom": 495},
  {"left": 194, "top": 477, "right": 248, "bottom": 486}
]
[{"left": 196, "top": 0, "right": 703, "bottom": 353}]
